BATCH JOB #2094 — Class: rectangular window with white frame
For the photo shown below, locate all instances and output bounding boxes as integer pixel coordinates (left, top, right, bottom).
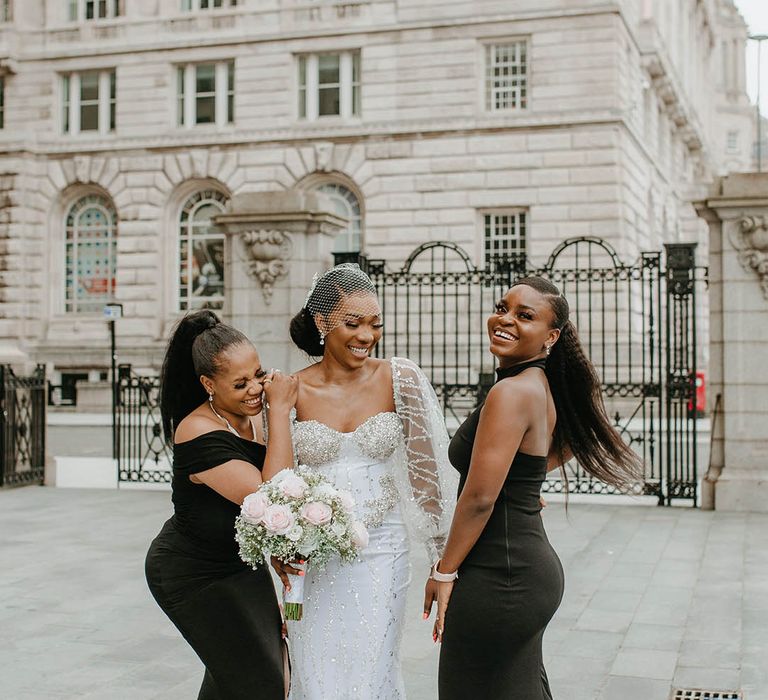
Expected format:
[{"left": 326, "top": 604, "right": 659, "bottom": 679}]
[
  {"left": 483, "top": 210, "right": 527, "bottom": 269},
  {"left": 181, "top": 0, "right": 238, "bottom": 10},
  {"left": 68, "top": 0, "right": 122, "bottom": 21},
  {"left": 726, "top": 129, "right": 739, "bottom": 153},
  {"left": 177, "top": 61, "right": 234, "bottom": 127},
  {"left": 485, "top": 41, "right": 528, "bottom": 111},
  {"left": 60, "top": 69, "right": 116, "bottom": 135},
  {"left": 297, "top": 51, "right": 360, "bottom": 120},
  {"left": 1, "top": 1, "right": 12, "bottom": 22}
]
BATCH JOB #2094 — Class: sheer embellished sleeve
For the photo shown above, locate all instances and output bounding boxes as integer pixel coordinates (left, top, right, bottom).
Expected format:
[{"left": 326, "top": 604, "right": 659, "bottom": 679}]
[{"left": 391, "top": 356, "right": 458, "bottom": 561}]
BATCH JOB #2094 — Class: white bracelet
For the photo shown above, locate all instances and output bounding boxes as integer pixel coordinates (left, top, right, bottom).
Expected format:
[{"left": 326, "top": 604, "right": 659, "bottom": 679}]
[{"left": 430, "top": 560, "right": 458, "bottom": 582}]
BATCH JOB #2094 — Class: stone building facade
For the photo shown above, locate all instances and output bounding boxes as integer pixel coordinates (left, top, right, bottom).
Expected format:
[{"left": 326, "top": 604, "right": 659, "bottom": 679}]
[{"left": 0, "top": 0, "right": 754, "bottom": 390}]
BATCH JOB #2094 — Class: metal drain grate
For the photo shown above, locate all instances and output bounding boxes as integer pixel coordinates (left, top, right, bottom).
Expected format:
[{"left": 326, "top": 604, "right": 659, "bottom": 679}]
[{"left": 671, "top": 691, "right": 743, "bottom": 700}]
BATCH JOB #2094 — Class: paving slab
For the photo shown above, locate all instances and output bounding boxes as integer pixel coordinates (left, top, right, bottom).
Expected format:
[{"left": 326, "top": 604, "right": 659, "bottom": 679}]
[{"left": 1, "top": 486, "right": 765, "bottom": 699}]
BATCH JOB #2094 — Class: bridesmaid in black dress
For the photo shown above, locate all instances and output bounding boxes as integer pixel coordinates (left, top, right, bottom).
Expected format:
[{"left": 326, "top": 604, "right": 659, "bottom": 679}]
[
  {"left": 425, "top": 277, "right": 640, "bottom": 699},
  {"left": 145, "top": 310, "right": 297, "bottom": 700}
]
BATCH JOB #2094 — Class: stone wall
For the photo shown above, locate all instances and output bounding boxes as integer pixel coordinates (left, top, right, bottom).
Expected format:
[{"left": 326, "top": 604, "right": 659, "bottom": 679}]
[{"left": 0, "top": 1, "right": 751, "bottom": 376}]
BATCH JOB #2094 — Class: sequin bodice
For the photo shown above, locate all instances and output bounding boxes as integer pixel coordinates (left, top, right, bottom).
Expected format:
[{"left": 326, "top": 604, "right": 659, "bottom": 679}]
[
  {"left": 292, "top": 412, "right": 404, "bottom": 530},
  {"left": 293, "top": 412, "right": 402, "bottom": 467}
]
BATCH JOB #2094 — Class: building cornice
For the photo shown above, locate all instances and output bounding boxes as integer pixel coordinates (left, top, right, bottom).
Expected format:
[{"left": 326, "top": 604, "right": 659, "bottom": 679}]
[
  {"left": 0, "top": 109, "right": 629, "bottom": 157},
  {"left": 5, "top": 4, "right": 627, "bottom": 62}
]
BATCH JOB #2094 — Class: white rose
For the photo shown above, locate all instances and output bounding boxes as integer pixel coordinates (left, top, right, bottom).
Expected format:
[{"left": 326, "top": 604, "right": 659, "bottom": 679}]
[
  {"left": 286, "top": 524, "right": 304, "bottom": 542},
  {"left": 331, "top": 520, "right": 347, "bottom": 538},
  {"left": 300, "top": 501, "right": 333, "bottom": 526},
  {"left": 262, "top": 504, "right": 295, "bottom": 535},
  {"left": 268, "top": 470, "right": 291, "bottom": 485},
  {"left": 351, "top": 521, "right": 369, "bottom": 549},
  {"left": 279, "top": 473, "right": 309, "bottom": 499},
  {"left": 241, "top": 492, "right": 269, "bottom": 524}
]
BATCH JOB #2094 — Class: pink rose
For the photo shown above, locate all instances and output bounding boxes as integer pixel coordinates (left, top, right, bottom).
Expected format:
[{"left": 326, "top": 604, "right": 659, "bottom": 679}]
[
  {"left": 351, "top": 521, "right": 369, "bottom": 549},
  {"left": 278, "top": 473, "right": 308, "bottom": 499},
  {"left": 262, "top": 504, "right": 295, "bottom": 535},
  {"left": 337, "top": 489, "right": 356, "bottom": 512},
  {"left": 300, "top": 501, "right": 333, "bottom": 526},
  {"left": 241, "top": 492, "right": 269, "bottom": 524}
]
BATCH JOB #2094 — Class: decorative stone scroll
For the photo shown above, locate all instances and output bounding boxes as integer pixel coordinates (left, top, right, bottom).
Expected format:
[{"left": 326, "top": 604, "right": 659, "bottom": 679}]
[
  {"left": 733, "top": 215, "right": 768, "bottom": 299},
  {"left": 240, "top": 229, "right": 292, "bottom": 303}
]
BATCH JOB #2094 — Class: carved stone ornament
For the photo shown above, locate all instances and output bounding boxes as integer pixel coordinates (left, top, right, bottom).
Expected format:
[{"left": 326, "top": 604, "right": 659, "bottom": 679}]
[
  {"left": 240, "top": 230, "right": 292, "bottom": 303},
  {"left": 733, "top": 216, "right": 768, "bottom": 299},
  {"left": 314, "top": 142, "right": 333, "bottom": 172}
]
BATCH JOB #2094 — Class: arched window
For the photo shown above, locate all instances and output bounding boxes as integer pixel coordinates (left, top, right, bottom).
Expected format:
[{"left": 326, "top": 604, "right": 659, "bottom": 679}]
[
  {"left": 64, "top": 194, "right": 117, "bottom": 314},
  {"left": 314, "top": 182, "right": 362, "bottom": 254},
  {"left": 179, "top": 189, "right": 227, "bottom": 310}
]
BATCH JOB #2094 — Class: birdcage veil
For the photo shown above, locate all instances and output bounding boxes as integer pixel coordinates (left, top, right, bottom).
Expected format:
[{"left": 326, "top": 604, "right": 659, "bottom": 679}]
[{"left": 304, "top": 263, "right": 381, "bottom": 343}]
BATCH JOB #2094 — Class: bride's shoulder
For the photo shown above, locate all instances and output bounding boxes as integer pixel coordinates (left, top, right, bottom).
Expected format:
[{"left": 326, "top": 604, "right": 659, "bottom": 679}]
[
  {"left": 294, "top": 364, "right": 321, "bottom": 384},
  {"left": 368, "top": 357, "right": 391, "bottom": 372}
]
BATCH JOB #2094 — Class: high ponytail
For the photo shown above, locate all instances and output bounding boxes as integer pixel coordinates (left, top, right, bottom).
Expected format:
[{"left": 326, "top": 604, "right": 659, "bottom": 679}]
[
  {"left": 512, "top": 277, "right": 642, "bottom": 490},
  {"left": 159, "top": 310, "right": 250, "bottom": 442}
]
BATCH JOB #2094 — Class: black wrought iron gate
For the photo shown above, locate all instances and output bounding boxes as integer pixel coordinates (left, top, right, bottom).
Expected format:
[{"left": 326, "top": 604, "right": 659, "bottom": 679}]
[
  {"left": 0, "top": 365, "right": 46, "bottom": 488},
  {"left": 339, "top": 236, "right": 701, "bottom": 505},
  {"left": 116, "top": 364, "right": 171, "bottom": 483},
  {"left": 116, "top": 236, "right": 701, "bottom": 504}
]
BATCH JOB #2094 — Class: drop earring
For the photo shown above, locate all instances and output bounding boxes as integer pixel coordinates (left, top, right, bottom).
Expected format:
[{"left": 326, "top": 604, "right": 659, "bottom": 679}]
[
  {"left": 545, "top": 345, "right": 552, "bottom": 356},
  {"left": 319, "top": 332, "right": 325, "bottom": 346},
  {"left": 208, "top": 392, "right": 214, "bottom": 403}
]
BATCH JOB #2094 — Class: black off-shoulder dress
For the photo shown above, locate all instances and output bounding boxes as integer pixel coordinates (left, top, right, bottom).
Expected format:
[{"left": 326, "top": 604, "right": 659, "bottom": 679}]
[
  {"left": 145, "top": 430, "right": 284, "bottom": 700},
  {"left": 438, "top": 358, "right": 565, "bottom": 699}
]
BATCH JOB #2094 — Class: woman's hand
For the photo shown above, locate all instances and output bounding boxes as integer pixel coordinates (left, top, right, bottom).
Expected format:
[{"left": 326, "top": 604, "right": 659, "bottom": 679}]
[
  {"left": 263, "top": 370, "right": 298, "bottom": 414},
  {"left": 433, "top": 580, "right": 455, "bottom": 643},
  {"left": 422, "top": 574, "right": 439, "bottom": 622},
  {"left": 423, "top": 572, "right": 454, "bottom": 643},
  {"left": 270, "top": 555, "right": 304, "bottom": 591}
]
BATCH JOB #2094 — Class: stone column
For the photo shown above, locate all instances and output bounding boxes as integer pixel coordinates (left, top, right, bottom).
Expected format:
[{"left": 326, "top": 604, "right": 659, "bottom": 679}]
[
  {"left": 214, "top": 191, "right": 347, "bottom": 373},
  {"left": 0, "top": 171, "right": 30, "bottom": 365},
  {"left": 695, "top": 173, "right": 768, "bottom": 512}
]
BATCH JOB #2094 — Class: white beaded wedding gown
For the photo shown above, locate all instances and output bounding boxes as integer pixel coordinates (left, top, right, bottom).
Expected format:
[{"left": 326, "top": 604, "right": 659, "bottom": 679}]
[{"left": 286, "top": 358, "right": 455, "bottom": 700}]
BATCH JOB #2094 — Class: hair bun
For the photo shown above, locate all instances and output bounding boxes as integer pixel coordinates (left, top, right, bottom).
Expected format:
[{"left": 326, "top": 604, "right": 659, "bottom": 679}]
[{"left": 196, "top": 309, "right": 220, "bottom": 331}]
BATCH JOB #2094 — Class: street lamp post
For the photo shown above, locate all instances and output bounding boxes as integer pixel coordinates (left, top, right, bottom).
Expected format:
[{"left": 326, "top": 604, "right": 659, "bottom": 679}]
[
  {"left": 103, "top": 303, "right": 123, "bottom": 460},
  {"left": 750, "top": 34, "right": 768, "bottom": 172}
]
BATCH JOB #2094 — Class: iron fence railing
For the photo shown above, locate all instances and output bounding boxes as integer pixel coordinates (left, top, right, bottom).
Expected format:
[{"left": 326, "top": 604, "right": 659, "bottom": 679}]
[{"left": 0, "top": 364, "right": 46, "bottom": 488}]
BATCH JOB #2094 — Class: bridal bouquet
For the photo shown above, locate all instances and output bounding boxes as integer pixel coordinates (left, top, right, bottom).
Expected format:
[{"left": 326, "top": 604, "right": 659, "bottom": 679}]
[{"left": 235, "top": 465, "right": 369, "bottom": 620}]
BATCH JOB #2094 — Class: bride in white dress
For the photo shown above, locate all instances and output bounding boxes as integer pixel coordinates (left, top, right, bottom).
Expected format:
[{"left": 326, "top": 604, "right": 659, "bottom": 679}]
[{"left": 277, "top": 264, "right": 455, "bottom": 700}]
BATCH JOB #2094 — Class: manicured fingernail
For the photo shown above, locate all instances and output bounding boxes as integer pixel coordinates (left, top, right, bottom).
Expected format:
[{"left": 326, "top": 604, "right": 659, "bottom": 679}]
[
  {"left": 423, "top": 612, "right": 428, "bottom": 620},
  {"left": 298, "top": 571, "right": 305, "bottom": 577}
]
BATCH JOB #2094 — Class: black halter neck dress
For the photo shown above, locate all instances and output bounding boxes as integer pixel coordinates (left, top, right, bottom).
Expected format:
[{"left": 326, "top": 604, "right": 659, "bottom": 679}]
[{"left": 438, "top": 358, "right": 565, "bottom": 699}]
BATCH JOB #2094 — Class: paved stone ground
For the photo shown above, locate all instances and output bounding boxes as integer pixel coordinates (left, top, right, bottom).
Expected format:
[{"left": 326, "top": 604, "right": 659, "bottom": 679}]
[{"left": 1, "top": 487, "right": 765, "bottom": 700}]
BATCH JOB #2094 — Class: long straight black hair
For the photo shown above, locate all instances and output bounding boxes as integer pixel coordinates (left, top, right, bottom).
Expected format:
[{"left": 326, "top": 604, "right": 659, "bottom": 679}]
[
  {"left": 512, "top": 276, "right": 642, "bottom": 489},
  {"left": 159, "top": 310, "right": 249, "bottom": 443}
]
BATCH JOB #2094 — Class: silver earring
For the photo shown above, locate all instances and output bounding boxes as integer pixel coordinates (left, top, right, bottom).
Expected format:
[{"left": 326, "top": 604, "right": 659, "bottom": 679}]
[
  {"left": 319, "top": 332, "right": 325, "bottom": 346},
  {"left": 545, "top": 345, "right": 552, "bottom": 356},
  {"left": 208, "top": 392, "right": 214, "bottom": 402}
]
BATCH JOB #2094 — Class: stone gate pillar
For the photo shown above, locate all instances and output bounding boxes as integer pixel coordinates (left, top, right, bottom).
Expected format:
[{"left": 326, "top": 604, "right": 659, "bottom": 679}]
[
  {"left": 214, "top": 191, "right": 347, "bottom": 373},
  {"left": 695, "top": 173, "right": 768, "bottom": 512}
]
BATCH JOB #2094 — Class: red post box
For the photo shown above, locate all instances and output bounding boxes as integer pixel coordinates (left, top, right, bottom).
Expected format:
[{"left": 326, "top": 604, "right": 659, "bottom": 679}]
[{"left": 688, "top": 371, "right": 705, "bottom": 417}]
